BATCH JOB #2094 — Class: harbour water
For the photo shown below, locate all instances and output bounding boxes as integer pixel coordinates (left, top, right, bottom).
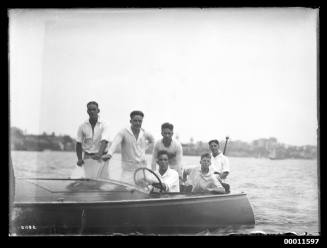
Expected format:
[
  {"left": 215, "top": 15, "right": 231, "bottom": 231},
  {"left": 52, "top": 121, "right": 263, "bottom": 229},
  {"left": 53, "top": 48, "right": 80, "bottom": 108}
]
[{"left": 10, "top": 151, "right": 319, "bottom": 236}]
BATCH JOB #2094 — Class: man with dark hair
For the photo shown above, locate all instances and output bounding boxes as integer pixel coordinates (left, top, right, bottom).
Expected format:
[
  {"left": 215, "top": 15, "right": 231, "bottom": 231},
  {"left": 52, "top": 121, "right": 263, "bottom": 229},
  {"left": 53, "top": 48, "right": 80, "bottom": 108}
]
[
  {"left": 87, "top": 101, "right": 99, "bottom": 108},
  {"left": 102, "top": 110, "right": 154, "bottom": 183},
  {"left": 130, "top": 110, "right": 144, "bottom": 118},
  {"left": 182, "top": 153, "right": 226, "bottom": 194},
  {"left": 208, "top": 139, "right": 230, "bottom": 182},
  {"left": 74, "top": 101, "right": 110, "bottom": 178},
  {"left": 150, "top": 150, "right": 180, "bottom": 192},
  {"left": 151, "top": 122, "right": 183, "bottom": 178}
]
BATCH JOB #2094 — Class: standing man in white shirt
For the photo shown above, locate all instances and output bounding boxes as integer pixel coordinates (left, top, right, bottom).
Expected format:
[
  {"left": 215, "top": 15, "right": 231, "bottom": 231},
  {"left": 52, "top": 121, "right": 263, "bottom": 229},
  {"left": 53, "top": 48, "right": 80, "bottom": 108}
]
[
  {"left": 152, "top": 150, "right": 180, "bottom": 192},
  {"left": 76, "top": 101, "right": 110, "bottom": 179},
  {"left": 151, "top": 122, "right": 183, "bottom": 178},
  {"left": 102, "top": 110, "right": 155, "bottom": 183},
  {"left": 208, "top": 139, "right": 230, "bottom": 182}
]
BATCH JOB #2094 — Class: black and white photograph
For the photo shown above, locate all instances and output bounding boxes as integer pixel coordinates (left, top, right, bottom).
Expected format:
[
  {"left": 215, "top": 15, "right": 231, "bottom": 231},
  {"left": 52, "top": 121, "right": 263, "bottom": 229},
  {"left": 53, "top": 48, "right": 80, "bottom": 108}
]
[{"left": 9, "top": 8, "right": 319, "bottom": 237}]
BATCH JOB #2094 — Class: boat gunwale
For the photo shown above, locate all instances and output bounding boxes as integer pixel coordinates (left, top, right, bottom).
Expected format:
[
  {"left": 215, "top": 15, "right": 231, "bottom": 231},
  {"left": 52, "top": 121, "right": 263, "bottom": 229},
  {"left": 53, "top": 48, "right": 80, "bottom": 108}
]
[
  {"left": 14, "top": 177, "right": 248, "bottom": 207},
  {"left": 14, "top": 192, "right": 248, "bottom": 206}
]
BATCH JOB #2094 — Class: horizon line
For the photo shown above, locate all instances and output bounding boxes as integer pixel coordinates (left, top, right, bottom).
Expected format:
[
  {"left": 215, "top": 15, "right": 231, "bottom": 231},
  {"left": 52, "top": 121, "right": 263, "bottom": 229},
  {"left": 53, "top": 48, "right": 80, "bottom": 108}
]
[{"left": 10, "top": 126, "right": 318, "bottom": 148}]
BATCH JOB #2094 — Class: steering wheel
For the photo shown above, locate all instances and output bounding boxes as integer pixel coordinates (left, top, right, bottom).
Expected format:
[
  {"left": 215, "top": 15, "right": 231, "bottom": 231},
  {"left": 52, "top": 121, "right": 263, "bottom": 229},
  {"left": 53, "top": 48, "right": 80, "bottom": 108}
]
[{"left": 133, "top": 167, "right": 165, "bottom": 192}]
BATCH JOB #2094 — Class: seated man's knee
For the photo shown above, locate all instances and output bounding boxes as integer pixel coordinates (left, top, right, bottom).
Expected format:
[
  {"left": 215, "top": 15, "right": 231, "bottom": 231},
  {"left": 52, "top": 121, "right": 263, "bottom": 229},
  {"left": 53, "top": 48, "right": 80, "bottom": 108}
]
[{"left": 180, "top": 184, "right": 193, "bottom": 193}]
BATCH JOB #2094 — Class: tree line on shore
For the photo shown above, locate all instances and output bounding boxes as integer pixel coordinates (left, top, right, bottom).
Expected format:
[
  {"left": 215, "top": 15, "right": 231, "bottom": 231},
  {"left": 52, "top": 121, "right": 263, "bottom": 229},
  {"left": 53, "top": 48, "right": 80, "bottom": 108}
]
[{"left": 10, "top": 127, "right": 317, "bottom": 160}]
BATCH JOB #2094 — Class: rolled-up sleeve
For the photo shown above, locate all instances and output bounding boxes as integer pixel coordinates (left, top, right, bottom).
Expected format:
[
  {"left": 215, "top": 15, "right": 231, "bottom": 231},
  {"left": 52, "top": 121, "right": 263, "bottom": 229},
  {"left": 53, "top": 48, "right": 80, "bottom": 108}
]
[
  {"left": 101, "top": 122, "right": 110, "bottom": 142},
  {"left": 76, "top": 125, "right": 83, "bottom": 143},
  {"left": 108, "top": 130, "right": 124, "bottom": 156},
  {"left": 222, "top": 156, "right": 230, "bottom": 173},
  {"left": 145, "top": 131, "right": 155, "bottom": 148}
]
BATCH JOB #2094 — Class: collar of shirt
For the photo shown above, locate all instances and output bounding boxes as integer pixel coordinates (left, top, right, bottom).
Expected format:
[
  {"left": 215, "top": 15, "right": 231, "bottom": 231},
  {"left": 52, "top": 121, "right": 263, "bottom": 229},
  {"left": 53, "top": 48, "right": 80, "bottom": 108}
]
[
  {"left": 126, "top": 126, "right": 145, "bottom": 138},
  {"left": 160, "top": 138, "right": 177, "bottom": 147},
  {"left": 83, "top": 116, "right": 103, "bottom": 125},
  {"left": 190, "top": 167, "right": 212, "bottom": 182},
  {"left": 200, "top": 170, "right": 213, "bottom": 181},
  {"left": 211, "top": 151, "right": 223, "bottom": 158},
  {"left": 156, "top": 167, "right": 172, "bottom": 178},
  {"left": 201, "top": 169, "right": 211, "bottom": 176}
]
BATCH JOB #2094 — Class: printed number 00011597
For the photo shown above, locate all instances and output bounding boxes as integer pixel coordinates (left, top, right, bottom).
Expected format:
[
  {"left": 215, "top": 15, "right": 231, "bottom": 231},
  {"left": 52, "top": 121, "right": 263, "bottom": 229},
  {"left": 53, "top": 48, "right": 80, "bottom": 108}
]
[{"left": 284, "top": 239, "right": 319, "bottom": 245}]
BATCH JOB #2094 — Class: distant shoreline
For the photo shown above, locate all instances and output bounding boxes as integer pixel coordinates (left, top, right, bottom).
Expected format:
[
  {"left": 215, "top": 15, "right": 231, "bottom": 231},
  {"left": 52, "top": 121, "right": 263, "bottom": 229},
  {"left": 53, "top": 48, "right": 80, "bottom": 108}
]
[
  {"left": 10, "top": 127, "right": 317, "bottom": 160},
  {"left": 10, "top": 149, "right": 317, "bottom": 160}
]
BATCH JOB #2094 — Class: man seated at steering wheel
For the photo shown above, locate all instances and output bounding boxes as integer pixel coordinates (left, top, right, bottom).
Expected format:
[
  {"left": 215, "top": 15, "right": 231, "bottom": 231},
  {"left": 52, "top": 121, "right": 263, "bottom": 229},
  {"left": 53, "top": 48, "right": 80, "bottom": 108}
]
[{"left": 151, "top": 150, "right": 180, "bottom": 192}]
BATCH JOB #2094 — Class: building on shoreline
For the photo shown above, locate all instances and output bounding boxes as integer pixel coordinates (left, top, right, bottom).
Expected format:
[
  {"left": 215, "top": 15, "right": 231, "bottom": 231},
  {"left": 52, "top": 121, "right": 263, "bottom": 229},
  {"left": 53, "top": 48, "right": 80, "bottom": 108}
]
[{"left": 10, "top": 127, "right": 317, "bottom": 159}]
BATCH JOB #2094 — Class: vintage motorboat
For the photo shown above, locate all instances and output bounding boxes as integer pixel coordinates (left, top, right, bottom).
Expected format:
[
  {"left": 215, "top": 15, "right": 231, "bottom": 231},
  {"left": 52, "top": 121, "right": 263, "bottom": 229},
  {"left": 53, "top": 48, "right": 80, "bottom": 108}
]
[{"left": 10, "top": 167, "right": 255, "bottom": 235}]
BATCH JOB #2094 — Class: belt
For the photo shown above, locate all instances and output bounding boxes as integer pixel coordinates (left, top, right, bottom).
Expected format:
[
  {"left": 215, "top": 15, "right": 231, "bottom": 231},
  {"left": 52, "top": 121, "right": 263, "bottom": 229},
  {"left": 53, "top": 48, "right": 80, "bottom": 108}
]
[
  {"left": 84, "top": 151, "right": 108, "bottom": 159},
  {"left": 84, "top": 151, "right": 108, "bottom": 156}
]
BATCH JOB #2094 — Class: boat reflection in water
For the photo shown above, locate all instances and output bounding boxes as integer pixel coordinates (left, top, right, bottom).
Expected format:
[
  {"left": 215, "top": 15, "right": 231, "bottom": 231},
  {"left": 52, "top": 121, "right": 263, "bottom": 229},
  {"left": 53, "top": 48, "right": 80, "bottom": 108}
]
[{"left": 12, "top": 170, "right": 255, "bottom": 235}]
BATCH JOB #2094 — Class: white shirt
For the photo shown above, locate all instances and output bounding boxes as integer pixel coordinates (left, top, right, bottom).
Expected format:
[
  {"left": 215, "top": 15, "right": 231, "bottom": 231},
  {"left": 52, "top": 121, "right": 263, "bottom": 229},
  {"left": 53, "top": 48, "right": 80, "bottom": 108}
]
[
  {"left": 151, "top": 138, "right": 183, "bottom": 177},
  {"left": 210, "top": 152, "right": 230, "bottom": 175},
  {"left": 108, "top": 127, "right": 155, "bottom": 171},
  {"left": 155, "top": 167, "right": 180, "bottom": 192},
  {"left": 185, "top": 166, "right": 224, "bottom": 193},
  {"left": 76, "top": 117, "right": 110, "bottom": 154}
]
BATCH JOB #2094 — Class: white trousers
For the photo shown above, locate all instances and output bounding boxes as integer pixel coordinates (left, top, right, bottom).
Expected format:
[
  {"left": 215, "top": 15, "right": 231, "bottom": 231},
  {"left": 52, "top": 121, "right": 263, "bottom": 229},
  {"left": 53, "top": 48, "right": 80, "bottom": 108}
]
[{"left": 83, "top": 158, "right": 109, "bottom": 179}]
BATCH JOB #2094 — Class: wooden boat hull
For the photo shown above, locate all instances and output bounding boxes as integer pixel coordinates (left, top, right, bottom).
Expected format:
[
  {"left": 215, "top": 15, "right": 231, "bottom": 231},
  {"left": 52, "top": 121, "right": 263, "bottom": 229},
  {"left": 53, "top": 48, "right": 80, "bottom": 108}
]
[{"left": 12, "top": 178, "right": 255, "bottom": 235}]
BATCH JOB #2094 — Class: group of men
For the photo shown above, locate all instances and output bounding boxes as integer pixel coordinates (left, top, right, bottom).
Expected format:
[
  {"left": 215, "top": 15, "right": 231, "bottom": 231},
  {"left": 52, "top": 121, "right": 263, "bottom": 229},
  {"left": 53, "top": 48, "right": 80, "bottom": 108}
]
[{"left": 75, "top": 101, "right": 230, "bottom": 194}]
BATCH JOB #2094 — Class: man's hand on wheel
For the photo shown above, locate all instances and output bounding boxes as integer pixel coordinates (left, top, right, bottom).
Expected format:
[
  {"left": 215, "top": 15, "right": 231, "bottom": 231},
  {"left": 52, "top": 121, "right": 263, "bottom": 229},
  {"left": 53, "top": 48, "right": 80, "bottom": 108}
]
[{"left": 152, "top": 182, "right": 166, "bottom": 191}]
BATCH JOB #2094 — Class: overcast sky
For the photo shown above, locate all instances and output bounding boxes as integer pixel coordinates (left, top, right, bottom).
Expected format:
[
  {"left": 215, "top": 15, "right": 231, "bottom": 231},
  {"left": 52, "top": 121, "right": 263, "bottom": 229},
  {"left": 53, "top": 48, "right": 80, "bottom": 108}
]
[{"left": 9, "top": 8, "right": 318, "bottom": 146}]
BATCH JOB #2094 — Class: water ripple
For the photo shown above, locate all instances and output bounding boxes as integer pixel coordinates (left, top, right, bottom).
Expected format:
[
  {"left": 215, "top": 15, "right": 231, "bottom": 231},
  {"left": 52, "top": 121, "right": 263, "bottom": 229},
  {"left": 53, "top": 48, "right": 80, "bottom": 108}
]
[{"left": 10, "top": 151, "right": 319, "bottom": 235}]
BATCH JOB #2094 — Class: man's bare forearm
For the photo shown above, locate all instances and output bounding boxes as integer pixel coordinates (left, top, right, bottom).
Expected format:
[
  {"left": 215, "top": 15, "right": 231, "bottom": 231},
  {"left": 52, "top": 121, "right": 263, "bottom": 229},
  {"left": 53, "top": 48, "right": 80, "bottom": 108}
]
[
  {"left": 76, "top": 142, "right": 83, "bottom": 160},
  {"left": 98, "top": 140, "right": 108, "bottom": 155},
  {"left": 76, "top": 142, "right": 84, "bottom": 166},
  {"left": 216, "top": 187, "right": 226, "bottom": 194},
  {"left": 90, "top": 140, "right": 109, "bottom": 160},
  {"left": 221, "top": 171, "right": 229, "bottom": 179}
]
